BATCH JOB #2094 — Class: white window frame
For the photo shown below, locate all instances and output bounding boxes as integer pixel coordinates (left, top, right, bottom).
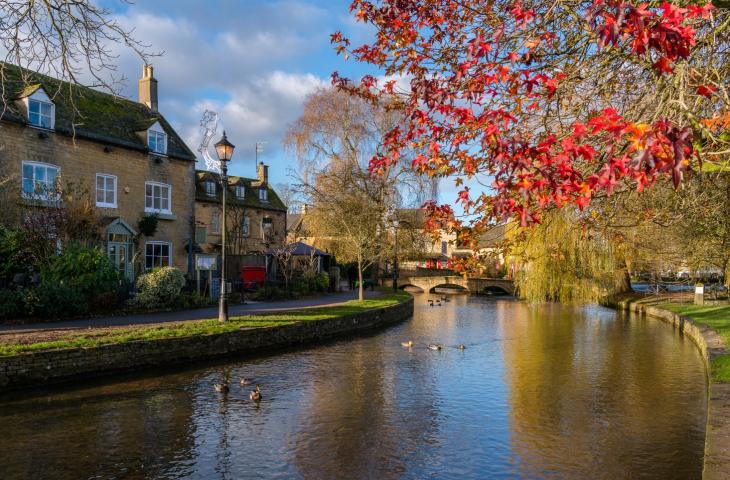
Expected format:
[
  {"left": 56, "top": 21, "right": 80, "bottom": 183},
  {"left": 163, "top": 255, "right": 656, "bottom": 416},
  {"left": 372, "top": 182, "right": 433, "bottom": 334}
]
[
  {"left": 144, "top": 241, "right": 172, "bottom": 270},
  {"left": 261, "top": 217, "right": 273, "bottom": 241},
  {"left": 144, "top": 181, "right": 172, "bottom": 214},
  {"left": 204, "top": 181, "right": 216, "bottom": 196},
  {"left": 211, "top": 210, "right": 221, "bottom": 235},
  {"left": 147, "top": 122, "right": 168, "bottom": 155},
  {"left": 21, "top": 161, "right": 60, "bottom": 200},
  {"left": 95, "top": 173, "right": 117, "bottom": 208},
  {"left": 258, "top": 188, "right": 268, "bottom": 202},
  {"left": 235, "top": 185, "right": 245, "bottom": 199},
  {"left": 25, "top": 90, "right": 55, "bottom": 130},
  {"left": 242, "top": 216, "right": 250, "bottom": 237}
]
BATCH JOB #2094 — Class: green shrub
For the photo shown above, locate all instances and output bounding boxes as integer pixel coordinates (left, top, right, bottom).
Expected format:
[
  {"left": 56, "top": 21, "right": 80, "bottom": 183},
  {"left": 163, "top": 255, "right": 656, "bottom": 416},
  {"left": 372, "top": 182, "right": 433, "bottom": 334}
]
[
  {"left": 134, "top": 267, "right": 186, "bottom": 308},
  {"left": 0, "top": 289, "right": 24, "bottom": 319},
  {"left": 0, "top": 227, "right": 30, "bottom": 283},
  {"left": 24, "top": 284, "right": 88, "bottom": 319},
  {"left": 294, "top": 271, "right": 331, "bottom": 295},
  {"left": 252, "top": 285, "right": 295, "bottom": 301},
  {"left": 42, "top": 243, "right": 120, "bottom": 299},
  {"left": 175, "top": 291, "right": 211, "bottom": 309}
]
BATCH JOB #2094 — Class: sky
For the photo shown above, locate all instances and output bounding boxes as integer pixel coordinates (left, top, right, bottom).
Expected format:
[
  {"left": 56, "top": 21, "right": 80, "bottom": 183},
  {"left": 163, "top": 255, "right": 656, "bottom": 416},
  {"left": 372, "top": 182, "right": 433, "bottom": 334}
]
[{"left": 96, "top": 0, "right": 375, "bottom": 188}]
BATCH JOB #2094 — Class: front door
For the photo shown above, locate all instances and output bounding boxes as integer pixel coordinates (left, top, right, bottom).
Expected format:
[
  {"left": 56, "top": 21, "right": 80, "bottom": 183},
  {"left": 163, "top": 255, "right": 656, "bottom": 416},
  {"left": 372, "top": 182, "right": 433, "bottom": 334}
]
[{"left": 108, "top": 240, "right": 134, "bottom": 281}]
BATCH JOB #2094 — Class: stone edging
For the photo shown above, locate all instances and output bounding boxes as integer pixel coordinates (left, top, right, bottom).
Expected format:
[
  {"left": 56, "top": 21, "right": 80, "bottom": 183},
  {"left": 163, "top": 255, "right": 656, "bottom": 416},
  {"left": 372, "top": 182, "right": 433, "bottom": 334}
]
[
  {"left": 0, "top": 297, "right": 414, "bottom": 393},
  {"left": 618, "top": 299, "right": 730, "bottom": 480}
]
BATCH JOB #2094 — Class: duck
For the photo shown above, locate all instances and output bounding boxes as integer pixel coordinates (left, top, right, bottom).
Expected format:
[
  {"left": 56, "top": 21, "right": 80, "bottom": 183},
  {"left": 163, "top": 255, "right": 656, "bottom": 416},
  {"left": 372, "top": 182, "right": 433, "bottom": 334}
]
[
  {"left": 250, "top": 385, "right": 262, "bottom": 402},
  {"left": 442, "top": 297, "right": 451, "bottom": 302},
  {"left": 239, "top": 377, "right": 251, "bottom": 386},
  {"left": 428, "top": 299, "right": 435, "bottom": 306},
  {"left": 428, "top": 343, "right": 443, "bottom": 351},
  {"left": 435, "top": 301, "right": 442, "bottom": 307},
  {"left": 457, "top": 344, "right": 466, "bottom": 350},
  {"left": 214, "top": 382, "right": 230, "bottom": 393},
  {"left": 401, "top": 340, "right": 414, "bottom": 348}
]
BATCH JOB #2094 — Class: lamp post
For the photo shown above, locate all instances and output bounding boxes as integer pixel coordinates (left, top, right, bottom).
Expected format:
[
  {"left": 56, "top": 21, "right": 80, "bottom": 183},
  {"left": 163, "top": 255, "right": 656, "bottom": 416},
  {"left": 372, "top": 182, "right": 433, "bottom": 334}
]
[
  {"left": 392, "top": 218, "right": 399, "bottom": 292},
  {"left": 215, "top": 131, "right": 235, "bottom": 322}
]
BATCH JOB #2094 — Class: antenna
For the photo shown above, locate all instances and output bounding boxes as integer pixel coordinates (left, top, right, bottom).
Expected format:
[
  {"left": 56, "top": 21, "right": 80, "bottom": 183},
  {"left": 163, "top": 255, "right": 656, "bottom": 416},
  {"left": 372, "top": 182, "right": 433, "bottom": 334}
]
[
  {"left": 255, "top": 141, "right": 267, "bottom": 174},
  {"left": 197, "top": 110, "right": 220, "bottom": 172}
]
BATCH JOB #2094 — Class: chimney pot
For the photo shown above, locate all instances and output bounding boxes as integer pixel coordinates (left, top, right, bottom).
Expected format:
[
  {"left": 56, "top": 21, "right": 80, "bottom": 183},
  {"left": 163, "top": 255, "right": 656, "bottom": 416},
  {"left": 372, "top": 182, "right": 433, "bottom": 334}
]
[{"left": 139, "top": 64, "right": 158, "bottom": 112}]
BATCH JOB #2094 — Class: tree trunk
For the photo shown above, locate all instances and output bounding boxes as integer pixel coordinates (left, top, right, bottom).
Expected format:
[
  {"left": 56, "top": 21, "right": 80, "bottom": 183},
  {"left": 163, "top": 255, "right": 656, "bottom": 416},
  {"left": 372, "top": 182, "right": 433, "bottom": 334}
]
[
  {"left": 357, "top": 258, "right": 364, "bottom": 302},
  {"left": 613, "top": 262, "right": 633, "bottom": 294}
]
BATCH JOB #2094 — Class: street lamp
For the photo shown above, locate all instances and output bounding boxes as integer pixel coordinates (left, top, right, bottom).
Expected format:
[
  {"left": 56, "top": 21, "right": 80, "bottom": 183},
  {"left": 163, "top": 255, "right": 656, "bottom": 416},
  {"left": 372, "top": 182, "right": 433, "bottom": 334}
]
[{"left": 215, "top": 131, "right": 235, "bottom": 322}]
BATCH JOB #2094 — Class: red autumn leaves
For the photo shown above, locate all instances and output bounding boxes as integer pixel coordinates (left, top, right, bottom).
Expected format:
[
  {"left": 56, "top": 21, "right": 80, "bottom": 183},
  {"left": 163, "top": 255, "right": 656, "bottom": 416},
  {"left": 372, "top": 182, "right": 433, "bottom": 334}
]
[{"left": 332, "top": 0, "right": 715, "bottom": 227}]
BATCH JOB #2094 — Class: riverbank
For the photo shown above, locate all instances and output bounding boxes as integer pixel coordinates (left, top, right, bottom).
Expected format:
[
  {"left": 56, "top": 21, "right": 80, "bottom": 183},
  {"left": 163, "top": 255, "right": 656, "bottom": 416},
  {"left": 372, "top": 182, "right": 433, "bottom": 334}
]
[
  {"left": 0, "top": 292, "right": 413, "bottom": 392},
  {"left": 616, "top": 296, "right": 730, "bottom": 480}
]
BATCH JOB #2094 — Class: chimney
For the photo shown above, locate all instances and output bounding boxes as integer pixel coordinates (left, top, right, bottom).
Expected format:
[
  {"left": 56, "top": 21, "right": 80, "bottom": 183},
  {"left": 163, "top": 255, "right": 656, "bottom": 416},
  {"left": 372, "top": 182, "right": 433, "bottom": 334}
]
[
  {"left": 139, "top": 65, "right": 158, "bottom": 112},
  {"left": 257, "top": 162, "right": 269, "bottom": 184}
]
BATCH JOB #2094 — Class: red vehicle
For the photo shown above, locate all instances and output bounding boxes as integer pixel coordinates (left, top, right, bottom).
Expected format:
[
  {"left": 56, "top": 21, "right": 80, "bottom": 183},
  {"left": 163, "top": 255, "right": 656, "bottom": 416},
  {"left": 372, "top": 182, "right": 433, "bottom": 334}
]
[{"left": 240, "top": 266, "right": 266, "bottom": 290}]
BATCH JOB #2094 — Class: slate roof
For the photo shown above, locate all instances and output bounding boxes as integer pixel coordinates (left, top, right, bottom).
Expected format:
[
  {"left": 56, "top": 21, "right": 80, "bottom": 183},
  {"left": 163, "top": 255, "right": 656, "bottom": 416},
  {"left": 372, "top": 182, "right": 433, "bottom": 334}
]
[
  {"left": 195, "top": 170, "right": 287, "bottom": 212},
  {"left": 0, "top": 62, "right": 196, "bottom": 161}
]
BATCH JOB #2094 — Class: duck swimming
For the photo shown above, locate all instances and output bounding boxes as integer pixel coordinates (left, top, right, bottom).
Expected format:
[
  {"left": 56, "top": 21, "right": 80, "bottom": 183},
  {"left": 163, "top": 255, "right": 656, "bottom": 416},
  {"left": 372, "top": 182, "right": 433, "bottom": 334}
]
[
  {"left": 401, "top": 341, "right": 414, "bottom": 348},
  {"left": 458, "top": 344, "right": 466, "bottom": 350},
  {"left": 214, "top": 382, "right": 230, "bottom": 393},
  {"left": 240, "top": 377, "right": 251, "bottom": 386},
  {"left": 250, "top": 385, "right": 262, "bottom": 402},
  {"left": 428, "top": 344, "right": 443, "bottom": 351}
]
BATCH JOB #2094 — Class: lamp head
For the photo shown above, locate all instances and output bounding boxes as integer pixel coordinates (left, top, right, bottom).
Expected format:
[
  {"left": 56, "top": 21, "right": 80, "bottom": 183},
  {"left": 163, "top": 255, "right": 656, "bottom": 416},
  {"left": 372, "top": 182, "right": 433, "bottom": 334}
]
[{"left": 215, "top": 131, "right": 235, "bottom": 162}]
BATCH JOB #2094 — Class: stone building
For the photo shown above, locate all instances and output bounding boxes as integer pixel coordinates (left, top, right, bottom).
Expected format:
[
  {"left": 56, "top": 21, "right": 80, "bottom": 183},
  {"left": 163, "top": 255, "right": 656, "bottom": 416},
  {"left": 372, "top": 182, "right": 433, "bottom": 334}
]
[
  {"left": 194, "top": 162, "right": 287, "bottom": 278},
  {"left": 0, "top": 62, "right": 197, "bottom": 281}
]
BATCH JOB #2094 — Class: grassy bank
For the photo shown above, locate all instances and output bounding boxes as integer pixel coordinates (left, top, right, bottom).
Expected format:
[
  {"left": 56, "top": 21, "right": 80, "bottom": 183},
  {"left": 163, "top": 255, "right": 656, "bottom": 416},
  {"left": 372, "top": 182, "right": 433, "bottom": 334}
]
[
  {"left": 660, "top": 303, "right": 730, "bottom": 381},
  {"left": 0, "top": 292, "right": 411, "bottom": 357}
]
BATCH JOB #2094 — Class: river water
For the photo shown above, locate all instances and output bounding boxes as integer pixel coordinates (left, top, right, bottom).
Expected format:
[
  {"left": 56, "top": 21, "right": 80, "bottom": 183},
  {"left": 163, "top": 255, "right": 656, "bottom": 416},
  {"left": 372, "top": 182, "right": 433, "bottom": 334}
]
[{"left": 0, "top": 295, "right": 707, "bottom": 479}]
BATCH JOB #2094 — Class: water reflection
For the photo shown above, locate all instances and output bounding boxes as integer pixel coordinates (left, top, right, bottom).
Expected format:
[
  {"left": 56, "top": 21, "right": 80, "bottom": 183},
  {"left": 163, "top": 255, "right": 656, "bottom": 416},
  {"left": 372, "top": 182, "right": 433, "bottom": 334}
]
[{"left": 0, "top": 296, "right": 706, "bottom": 479}]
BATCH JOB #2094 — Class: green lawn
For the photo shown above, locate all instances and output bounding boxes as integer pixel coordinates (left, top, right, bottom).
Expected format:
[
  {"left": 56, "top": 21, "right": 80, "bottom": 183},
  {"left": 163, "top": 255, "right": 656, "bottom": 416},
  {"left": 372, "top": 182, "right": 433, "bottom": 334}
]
[
  {"left": 660, "top": 303, "right": 730, "bottom": 381},
  {"left": 0, "top": 292, "right": 411, "bottom": 357}
]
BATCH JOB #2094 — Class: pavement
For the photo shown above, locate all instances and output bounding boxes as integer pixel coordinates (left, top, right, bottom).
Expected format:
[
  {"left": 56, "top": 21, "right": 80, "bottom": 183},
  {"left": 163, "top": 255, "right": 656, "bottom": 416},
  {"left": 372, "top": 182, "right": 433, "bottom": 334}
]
[{"left": 0, "top": 289, "right": 384, "bottom": 334}]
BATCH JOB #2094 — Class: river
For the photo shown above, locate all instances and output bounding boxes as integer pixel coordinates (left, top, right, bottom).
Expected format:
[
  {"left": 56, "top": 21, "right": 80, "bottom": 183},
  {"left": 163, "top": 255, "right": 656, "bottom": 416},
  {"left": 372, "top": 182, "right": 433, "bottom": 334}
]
[{"left": 0, "top": 295, "right": 707, "bottom": 479}]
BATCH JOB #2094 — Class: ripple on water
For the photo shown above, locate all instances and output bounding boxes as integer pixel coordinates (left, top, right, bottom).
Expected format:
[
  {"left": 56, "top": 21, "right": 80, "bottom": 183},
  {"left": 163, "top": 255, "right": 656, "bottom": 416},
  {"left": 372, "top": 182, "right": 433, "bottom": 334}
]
[{"left": 0, "top": 296, "right": 707, "bottom": 480}]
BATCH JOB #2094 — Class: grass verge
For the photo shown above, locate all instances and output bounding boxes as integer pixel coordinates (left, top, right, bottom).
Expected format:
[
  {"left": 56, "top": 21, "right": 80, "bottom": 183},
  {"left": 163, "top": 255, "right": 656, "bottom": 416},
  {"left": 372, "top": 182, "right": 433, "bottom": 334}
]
[
  {"left": 0, "top": 292, "right": 411, "bottom": 357},
  {"left": 660, "top": 303, "right": 730, "bottom": 381}
]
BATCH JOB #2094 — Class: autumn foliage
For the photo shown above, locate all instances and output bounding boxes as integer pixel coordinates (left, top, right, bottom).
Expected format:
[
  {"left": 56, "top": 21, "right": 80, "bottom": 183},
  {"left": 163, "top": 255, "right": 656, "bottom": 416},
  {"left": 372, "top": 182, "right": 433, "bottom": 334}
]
[{"left": 331, "top": 0, "right": 722, "bottom": 233}]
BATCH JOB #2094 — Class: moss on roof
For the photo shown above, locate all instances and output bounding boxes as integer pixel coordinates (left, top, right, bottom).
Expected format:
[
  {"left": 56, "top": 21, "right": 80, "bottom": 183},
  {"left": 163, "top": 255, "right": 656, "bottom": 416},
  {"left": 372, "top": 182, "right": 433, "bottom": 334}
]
[
  {"left": 195, "top": 170, "right": 287, "bottom": 212},
  {"left": 0, "top": 62, "right": 196, "bottom": 161}
]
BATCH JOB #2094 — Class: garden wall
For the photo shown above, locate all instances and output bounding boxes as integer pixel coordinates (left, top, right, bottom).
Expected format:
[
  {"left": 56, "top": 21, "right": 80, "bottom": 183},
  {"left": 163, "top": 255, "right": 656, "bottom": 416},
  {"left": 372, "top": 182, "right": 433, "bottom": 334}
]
[{"left": 0, "top": 297, "right": 413, "bottom": 392}]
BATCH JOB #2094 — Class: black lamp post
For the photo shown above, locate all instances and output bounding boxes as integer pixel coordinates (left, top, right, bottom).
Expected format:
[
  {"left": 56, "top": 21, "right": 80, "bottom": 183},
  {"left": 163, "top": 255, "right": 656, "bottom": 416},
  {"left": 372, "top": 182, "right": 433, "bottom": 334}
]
[
  {"left": 215, "top": 131, "right": 235, "bottom": 322},
  {"left": 391, "top": 217, "right": 399, "bottom": 292}
]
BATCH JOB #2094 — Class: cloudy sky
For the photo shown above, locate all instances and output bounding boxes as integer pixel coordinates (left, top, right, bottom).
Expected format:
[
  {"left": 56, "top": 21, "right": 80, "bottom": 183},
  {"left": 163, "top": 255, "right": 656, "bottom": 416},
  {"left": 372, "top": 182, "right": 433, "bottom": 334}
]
[{"left": 99, "top": 0, "right": 375, "bottom": 186}]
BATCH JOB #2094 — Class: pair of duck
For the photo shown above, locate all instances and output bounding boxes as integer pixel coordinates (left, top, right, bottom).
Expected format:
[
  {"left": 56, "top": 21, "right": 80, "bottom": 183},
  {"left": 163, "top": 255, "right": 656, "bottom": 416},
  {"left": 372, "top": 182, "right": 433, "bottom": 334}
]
[
  {"left": 427, "top": 299, "right": 442, "bottom": 307},
  {"left": 213, "top": 377, "right": 262, "bottom": 402},
  {"left": 400, "top": 341, "right": 465, "bottom": 351}
]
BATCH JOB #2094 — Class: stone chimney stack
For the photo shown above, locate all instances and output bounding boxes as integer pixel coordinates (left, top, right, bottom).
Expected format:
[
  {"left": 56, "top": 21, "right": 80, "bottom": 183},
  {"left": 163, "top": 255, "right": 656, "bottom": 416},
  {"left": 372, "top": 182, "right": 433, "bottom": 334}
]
[
  {"left": 257, "top": 162, "right": 269, "bottom": 184},
  {"left": 139, "top": 65, "right": 158, "bottom": 112}
]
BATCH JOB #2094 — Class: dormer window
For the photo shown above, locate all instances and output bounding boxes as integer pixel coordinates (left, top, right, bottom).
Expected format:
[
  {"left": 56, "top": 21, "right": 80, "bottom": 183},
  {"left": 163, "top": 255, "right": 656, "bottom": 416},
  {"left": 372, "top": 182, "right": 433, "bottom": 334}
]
[
  {"left": 235, "top": 185, "right": 245, "bottom": 199},
  {"left": 25, "top": 89, "right": 55, "bottom": 129},
  {"left": 258, "top": 188, "right": 268, "bottom": 202},
  {"left": 204, "top": 181, "right": 216, "bottom": 196},
  {"left": 147, "top": 122, "right": 167, "bottom": 155}
]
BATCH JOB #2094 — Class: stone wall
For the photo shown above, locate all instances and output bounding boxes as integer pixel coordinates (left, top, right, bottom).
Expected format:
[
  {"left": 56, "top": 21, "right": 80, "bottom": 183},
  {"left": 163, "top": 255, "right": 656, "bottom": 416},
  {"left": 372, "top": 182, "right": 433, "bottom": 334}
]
[
  {"left": 0, "top": 297, "right": 414, "bottom": 392},
  {"left": 619, "top": 300, "right": 730, "bottom": 480}
]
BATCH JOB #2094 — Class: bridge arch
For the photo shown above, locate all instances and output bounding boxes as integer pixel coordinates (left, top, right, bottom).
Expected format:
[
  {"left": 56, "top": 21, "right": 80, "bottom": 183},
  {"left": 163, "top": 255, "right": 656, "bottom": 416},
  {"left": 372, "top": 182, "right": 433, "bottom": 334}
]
[
  {"left": 399, "top": 284, "right": 425, "bottom": 293},
  {"left": 429, "top": 283, "right": 469, "bottom": 294}
]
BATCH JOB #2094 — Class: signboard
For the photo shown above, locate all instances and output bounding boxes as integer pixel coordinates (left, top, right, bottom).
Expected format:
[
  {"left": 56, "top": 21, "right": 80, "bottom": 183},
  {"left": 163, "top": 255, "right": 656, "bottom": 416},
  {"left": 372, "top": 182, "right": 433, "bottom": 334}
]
[
  {"left": 695, "top": 284, "right": 704, "bottom": 295},
  {"left": 196, "top": 254, "right": 218, "bottom": 271}
]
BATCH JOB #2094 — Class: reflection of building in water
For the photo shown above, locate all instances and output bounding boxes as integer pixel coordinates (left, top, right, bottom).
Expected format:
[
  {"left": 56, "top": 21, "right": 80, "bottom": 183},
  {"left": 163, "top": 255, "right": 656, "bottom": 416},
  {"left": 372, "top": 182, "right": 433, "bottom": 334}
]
[
  {"left": 499, "top": 304, "right": 706, "bottom": 479},
  {"left": 292, "top": 315, "right": 442, "bottom": 479},
  {"left": 0, "top": 376, "right": 196, "bottom": 478}
]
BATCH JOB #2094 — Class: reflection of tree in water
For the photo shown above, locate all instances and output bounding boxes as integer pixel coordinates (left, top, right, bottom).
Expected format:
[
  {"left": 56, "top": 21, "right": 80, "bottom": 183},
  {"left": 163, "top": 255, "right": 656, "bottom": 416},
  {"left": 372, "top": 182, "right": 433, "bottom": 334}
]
[
  {"left": 0, "top": 375, "right": 196, "bottom": 479},
  {"left": 292, "top": 329, "right": 442, "bottom": 479},
  {"left": 500, "top": 303, "right": 706, "bottom": 479}
]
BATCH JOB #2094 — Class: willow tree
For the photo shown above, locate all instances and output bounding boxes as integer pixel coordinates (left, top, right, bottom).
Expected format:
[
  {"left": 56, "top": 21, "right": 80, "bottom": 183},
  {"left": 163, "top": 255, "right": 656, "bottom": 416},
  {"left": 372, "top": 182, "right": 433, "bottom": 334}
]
[{"left": 510, "top": 209, "right": 619, "bottom": 303}]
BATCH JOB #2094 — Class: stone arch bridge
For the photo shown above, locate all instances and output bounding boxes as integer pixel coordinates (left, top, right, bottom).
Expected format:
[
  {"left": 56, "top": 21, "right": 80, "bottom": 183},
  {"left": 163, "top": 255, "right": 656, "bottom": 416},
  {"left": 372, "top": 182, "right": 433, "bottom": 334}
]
[{"left": 397, "top": 275, "right": 515, "bottom": 295}]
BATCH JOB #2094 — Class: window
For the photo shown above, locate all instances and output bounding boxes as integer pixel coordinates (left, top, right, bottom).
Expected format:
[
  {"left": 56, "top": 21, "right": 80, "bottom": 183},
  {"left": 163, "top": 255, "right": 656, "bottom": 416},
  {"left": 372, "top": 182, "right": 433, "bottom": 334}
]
[
  {"left": 262, "top": 217, "right": 273, "bottom": 241},
  {"left": 204, "top": 181, "right": 216, "bottom": 196},
  {"left": 21, "top": 161, "right": 59, "bottom": 200},
  {"left": 441, "top": 241, "right": 448, "bottom": 256},
  {"left": 242, "top": 216, "right": 250, "bottom": 237},
  {"left": 145, "top": 241, "right": 171, "bottom": 270},
  {"left": 147, "top": 126, "right": 167, "bottom": 155},
  {"left": 28, "top": 99, "right": 54, "bottom": 129},
  {"left": 195, "top": 226, "right": 207, "bottom": 244},
  {"left": 96, "top": 174, "right": 117, "bottom": 208},
  {"left": 235, "top": 185, "right": 245, "bottom": 199},
  {"left": 258, "top": 188, "right": 268, "bottom": 202},
  {"left": 211, "top": 211, "right": 221, "bottom": 234},
  {"left": 145, "top": 181, "right": 171, "bottom": 214}
]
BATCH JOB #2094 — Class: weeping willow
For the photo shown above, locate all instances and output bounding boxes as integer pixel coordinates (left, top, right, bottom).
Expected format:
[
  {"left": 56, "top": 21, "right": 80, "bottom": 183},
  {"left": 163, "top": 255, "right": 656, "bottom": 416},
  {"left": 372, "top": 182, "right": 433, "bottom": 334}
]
[{"left": 510, "top": 209, "right": 620, "bottom": 303}]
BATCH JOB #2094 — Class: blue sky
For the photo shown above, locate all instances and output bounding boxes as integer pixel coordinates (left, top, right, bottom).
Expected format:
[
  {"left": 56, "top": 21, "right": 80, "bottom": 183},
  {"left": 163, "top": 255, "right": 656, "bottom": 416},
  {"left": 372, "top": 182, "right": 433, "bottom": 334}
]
[{"left": 99, "top": 0, "right": 376, "bottom": 186}]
